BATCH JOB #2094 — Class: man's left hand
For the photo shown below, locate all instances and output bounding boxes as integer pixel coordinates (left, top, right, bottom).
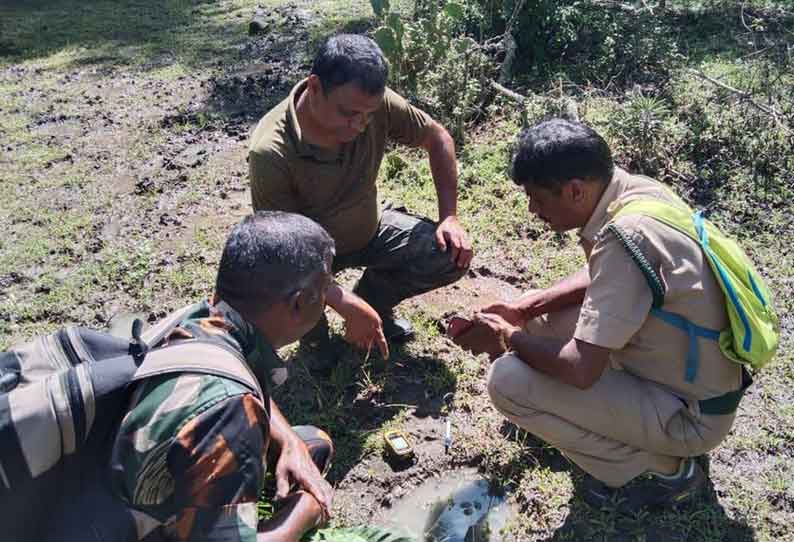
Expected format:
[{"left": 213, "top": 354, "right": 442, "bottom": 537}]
[
  {"left": 436, "top": 215, "right": 473, "bottom": 269},
  {"left": 472, "top": 312, "right": 521, "bottom": 359},
  {"left": 274, "top": 438, "right": 334, "bottom": 520}
]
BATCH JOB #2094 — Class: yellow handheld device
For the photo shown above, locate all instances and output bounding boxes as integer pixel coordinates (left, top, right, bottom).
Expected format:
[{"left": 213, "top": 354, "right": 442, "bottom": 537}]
[{"left": 383, "top": 429, "right": 414, "bottom": 458}]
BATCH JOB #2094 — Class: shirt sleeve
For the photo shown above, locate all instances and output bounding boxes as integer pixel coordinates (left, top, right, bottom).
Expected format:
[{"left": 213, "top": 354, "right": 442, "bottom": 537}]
[
  {"left": 574, "top": 217, "right": 655, "bottom": 349},
  {"left": 113, "top": 377, "right": 269, "bottom": 542},
  {"left": 249, "top": 149, "right": 300, "bottom": 212},
  {"left": 383, "top": 87, "right": 434, "bottom": 147}
]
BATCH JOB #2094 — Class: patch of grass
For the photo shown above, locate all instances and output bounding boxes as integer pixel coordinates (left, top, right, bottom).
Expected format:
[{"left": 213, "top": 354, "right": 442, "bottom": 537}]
[
  {"left": 0, "top": 0, "right": 250, "bottom": 71},
  {"left": 7, "top": 143, "right": 70, "bottom": 169},
  {"left": 380, "top": 121, "right": 585, "bottom": 286},
  {"left": 149, "top": 63, "right": 191, "bottom": 82},
  {"left": 0, "top": 209, "right": 94, "bottom": 272}
]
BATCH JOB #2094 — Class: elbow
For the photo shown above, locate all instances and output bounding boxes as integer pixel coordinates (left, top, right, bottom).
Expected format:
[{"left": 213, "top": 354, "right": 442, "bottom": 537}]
[
  {"left": 569, "top": 364, "right": 603, "bottom": 390},
  {"left": 566, "top": 343, "right": 609, "bottom": 390},
  {"left": 572, "top": 375, "right": 597, "bottom": 390},
  {"left": 437, "top": 122, "right": 455, "bottom": 149}
]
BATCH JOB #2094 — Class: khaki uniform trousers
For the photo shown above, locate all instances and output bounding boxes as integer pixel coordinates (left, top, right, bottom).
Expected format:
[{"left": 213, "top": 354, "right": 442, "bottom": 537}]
[{"left": 486, "top": 303, "right": 736, "bottom": 487}]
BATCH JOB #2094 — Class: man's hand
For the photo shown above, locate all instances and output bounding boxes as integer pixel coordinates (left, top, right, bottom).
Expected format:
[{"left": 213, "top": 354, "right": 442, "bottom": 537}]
[
  {"left": 274, "top": 438, "right": 334, "bottom": 521},
  {"left": 479, "top": 301, "right": 526, "bottom": 328},
  {"left": 471, "top": 312, "right": 522, "bottom": 360},
  {"left": 436, "top": 215, "right": 473, "bottom": 269},
  {"left": 335, "top": 290, "right": 389, "bottom": 359}
]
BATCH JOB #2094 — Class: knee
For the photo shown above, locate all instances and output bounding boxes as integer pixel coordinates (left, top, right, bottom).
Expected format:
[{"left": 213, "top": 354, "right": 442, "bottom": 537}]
[
  {"left": 408, "top": 222, "right": 468, "bottom": 281},
  {"left": 438, "top": 258, "right": 468, "bottom": 285},
  {"left": 487, "top": 354, "right": 527, "bottom": 411},
  {"left": 291, "top": 425, "right": 335, "bottom": 475},
  {"left": 420, "top": 244, "right": 469, "bottom": 285}
]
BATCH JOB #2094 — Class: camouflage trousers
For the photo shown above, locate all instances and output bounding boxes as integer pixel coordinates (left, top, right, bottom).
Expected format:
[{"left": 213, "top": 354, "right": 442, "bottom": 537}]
[
  {"left": 335, "top": 207, "right": 468, "bottom": 315},
  {"left": 303, "top": 207, "right": 467, "bottom": 346}
]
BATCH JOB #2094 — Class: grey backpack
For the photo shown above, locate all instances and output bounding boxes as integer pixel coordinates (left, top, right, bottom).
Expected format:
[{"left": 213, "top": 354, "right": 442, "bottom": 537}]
[{"left": 0, "top": 304, "right": 264, "bottom": 541}]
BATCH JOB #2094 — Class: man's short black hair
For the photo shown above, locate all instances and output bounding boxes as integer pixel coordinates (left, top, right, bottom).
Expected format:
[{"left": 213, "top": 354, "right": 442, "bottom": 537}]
[
  {"left": 216, "top": 211, "right": 335, "bottom": 320},
  {"left": 311, "top": 34, "right": 389, "bottom": 95},
  {"left": 511, "top": 118, "right": 614, "bottom": 192}
]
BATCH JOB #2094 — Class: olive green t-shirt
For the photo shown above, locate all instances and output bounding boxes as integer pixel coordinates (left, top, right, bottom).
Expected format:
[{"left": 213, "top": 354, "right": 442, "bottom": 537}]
[{"left": 248, "top": 79, "right": 433, "bottom": 255}]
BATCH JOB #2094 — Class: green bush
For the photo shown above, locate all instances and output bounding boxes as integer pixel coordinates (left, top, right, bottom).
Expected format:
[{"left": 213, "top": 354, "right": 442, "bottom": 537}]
[
  {"left": 372, "top": 0, "right": 495, "bottom": 142},
  {"left": 607, "top": 91, "right": 687, "bottom": 177},
  {"left": 306, "top": 526, "right": 416, "bottom": 542}
]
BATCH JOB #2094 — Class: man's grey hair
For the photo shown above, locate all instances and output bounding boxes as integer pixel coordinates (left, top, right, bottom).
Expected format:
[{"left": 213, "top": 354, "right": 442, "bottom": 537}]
[
  {"left": 215, "top": 211, "right": 335, "bottom": 319},
  {"left": 311, "top": 34, "right": 389, "bottom": 95}
]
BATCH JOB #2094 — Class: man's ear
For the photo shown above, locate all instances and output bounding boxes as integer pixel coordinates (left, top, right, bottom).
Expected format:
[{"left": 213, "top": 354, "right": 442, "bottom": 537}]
[
  {"left": 288, "top": 289, "right": 304, "bottom": 318},
  {"left": 306, "top": 75, "right": 323, "bottom": 98},
  {"left": 566, "top": 178, "right": 587, "bottom": 203}
]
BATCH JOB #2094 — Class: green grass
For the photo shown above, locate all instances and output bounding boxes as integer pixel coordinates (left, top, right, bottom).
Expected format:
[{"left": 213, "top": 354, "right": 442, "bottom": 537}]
[{"left": 0, "top": 0, "right": 242, "bottom": 70}]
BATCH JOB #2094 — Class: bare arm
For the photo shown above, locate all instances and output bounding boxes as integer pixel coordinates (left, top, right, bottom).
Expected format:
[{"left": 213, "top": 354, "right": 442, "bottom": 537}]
[
  {"left": 473, "top": 312, "right": 611, "bottom": 389},
  {"left": 420, "top": 121, "right": 472, "bottom": 268},
  {"left": 324, "top": 283, "right": 388, "bottom": 358},
  {"left": 268, "top": 399, "right": 333, "bottom": 515},
  {"left": 257, "top": 492, "right": 323, "bottom": 542},
  {"left": 516, "top": 267, "right": 590, "bottom": 319},
  {"left": 420, "top": 120, "right": 458, "bottom": 221},
  {"left": 507, "top": 331, "right": 610, "bottom": 390},
  {"left": 481, "top": 267, "right": 590, "bottom": 327}
]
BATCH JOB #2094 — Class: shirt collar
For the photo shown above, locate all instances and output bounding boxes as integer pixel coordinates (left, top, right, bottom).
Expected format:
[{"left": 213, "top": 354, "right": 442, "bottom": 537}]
[
  {"left": 286, "top": 78, "right": 311, "bottom": 157},
  {"left": 578, "top": 167, "right": 632, "bottom": 245},
  {"left": 209, "top": 300, "right": 281, "bottom": 387},
  {"left": 286, "top": 78, "right": 343, "bottom": 162}
]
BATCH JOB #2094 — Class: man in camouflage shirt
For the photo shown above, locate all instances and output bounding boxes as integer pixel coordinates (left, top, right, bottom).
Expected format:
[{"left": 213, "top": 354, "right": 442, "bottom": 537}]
[{"left": 54, "top": 212, "right": 337, "bottom": 541}]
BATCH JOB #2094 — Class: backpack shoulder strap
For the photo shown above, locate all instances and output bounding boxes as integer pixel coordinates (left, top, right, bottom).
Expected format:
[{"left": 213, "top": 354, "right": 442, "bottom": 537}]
[
  {"left": 132, "top": 341, "right": 264, "bottom": 400},
  {"left": 606, "top": 216, "right": 721, "bottom": 383},
  {"left": 610, "top": 198, "right": 699, "bottom": 243},
  {"left": 140, "top": 304, "right": 200, "bottom": 348}
]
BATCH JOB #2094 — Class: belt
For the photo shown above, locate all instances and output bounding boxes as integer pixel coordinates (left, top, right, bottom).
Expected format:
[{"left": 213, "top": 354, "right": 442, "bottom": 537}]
[{"left": 698, "top": 368, "right": 753, "bottom": 416}]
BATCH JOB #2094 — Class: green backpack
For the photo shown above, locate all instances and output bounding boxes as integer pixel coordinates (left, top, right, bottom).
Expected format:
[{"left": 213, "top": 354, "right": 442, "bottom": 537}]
[{"left": 607, "top": 196, "right": 780, "bottom": 384}]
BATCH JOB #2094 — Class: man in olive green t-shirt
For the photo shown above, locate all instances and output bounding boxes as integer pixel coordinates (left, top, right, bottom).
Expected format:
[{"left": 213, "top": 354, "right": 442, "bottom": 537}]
[{"left": 249, "top": 34, "right": 472, "bottom": 363}]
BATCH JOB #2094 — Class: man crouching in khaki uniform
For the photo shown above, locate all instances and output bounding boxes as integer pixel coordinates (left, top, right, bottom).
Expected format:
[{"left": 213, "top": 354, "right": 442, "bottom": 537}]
[{"left": 473, "top": 118, "right": 746, "bottom": 510}]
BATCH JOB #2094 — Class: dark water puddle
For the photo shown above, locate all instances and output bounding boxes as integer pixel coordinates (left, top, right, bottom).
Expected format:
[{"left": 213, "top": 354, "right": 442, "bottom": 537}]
[{"left": 385, "top": 469, "right": 515, "bottom": 542}]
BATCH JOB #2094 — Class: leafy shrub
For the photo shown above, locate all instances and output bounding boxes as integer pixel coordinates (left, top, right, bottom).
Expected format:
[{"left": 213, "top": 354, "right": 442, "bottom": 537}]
[
  {"left": 537, "top": 4, "right": 680, "bottom": 86},
  {"left": 608, "top": 91, "right": 687, "bottom": 177},
  {"left": 306, "top": 525, "right": 416, "bottom": 542},
  {"left": 369, "top": 0, "right": 685, "bottom": 145},
  {"left": 372, "top": 0, "right": 495, "bottom": 142}
]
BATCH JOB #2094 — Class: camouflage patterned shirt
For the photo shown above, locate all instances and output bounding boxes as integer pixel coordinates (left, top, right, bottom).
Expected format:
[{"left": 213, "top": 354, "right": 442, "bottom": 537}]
[{"left": 110, "top": 300, "right": 280, "bottom": 541}]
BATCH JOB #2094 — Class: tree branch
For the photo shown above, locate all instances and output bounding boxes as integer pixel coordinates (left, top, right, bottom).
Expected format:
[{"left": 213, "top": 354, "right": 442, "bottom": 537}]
[
  {"left": 498, "top": 0, "right": 527, "bottom": 84},
  {"left": 688, "top": 68, "right": 787, "bottom": 129},
  {"left": 490, "top": 79, "right": 528, "bottom": 103}
]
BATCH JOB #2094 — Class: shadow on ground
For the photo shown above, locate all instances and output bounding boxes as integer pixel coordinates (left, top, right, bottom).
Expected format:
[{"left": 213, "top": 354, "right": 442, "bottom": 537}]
[
  {"left": 271, "top": 337, "right": 458, "bottom": 484},
  {"left": 0, "top": 0, "right": 248, "bottom": 69},
  {"left": 551, "top": 478, "right": 757, "bottom": 542},
  {"left": 496, "top": 424, "right": 757, "bottom": 542}
]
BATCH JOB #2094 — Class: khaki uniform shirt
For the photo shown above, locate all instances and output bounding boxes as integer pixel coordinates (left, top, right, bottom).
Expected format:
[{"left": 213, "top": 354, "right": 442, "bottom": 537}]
[
  {"left": 248, "top": 79, "right": 433, "bottom": 255},
  {"left": 574, "top": 168, "right": 742, "bottom": 401}
]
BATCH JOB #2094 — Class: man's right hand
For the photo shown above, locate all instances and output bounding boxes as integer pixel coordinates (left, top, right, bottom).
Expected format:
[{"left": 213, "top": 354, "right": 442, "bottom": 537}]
[
  {"left": 327, "top": 285, "right": 389, "bottom": 359},
  {"left": 274, "top": 437, "right": 334, "bottom": 518}
]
